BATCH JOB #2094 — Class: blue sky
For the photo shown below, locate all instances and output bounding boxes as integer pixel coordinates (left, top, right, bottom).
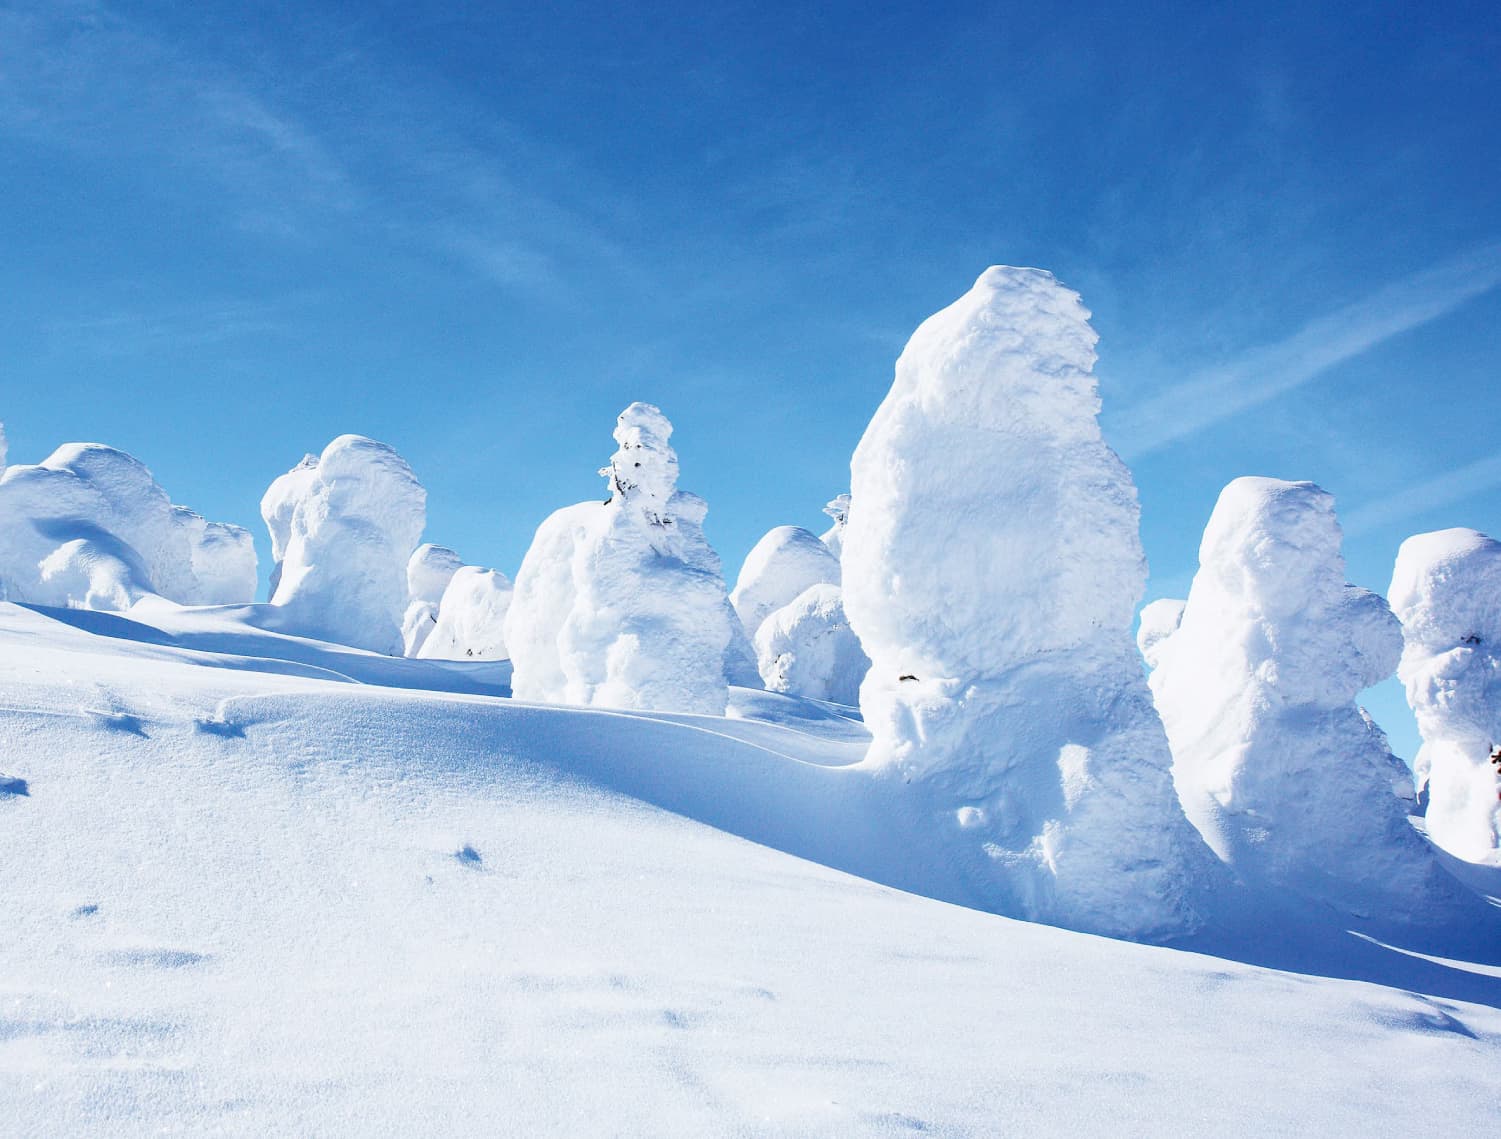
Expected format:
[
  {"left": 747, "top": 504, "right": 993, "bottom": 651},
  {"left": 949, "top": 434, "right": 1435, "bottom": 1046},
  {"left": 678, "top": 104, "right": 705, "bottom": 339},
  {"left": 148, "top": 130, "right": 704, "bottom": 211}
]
[{"left": 4, "top": 0, "right": 1499, "bottom": 753}]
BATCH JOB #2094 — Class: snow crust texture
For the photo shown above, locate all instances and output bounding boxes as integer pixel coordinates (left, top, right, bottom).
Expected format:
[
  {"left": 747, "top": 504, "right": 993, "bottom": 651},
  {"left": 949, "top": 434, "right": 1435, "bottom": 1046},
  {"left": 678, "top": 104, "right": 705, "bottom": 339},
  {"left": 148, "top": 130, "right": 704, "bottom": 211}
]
[
  {"left": 753, "top": 583, "right": 870, "bottom": 704},
  {"left": 730, "top": 525, "right": 842, "bottom": 640},
  {"left": 1390, "top": 528, "right": 1501, "bottom": 863},
  {"left": 1145, "top": 478, "right": 1460, "bottom": 917},
  {"left": 262, "top": 435, "right": 426, "bottom": 656},
  {"left": 842, "top": 265, "right": 1215, "bottom": 939},
  {"left": 418, "top": 566, "right": 514, "bottom": 661},
  {"left": 402, "top": 543, "right": 464, "bottom": 657},
  {"left": 505, "top": 403, "right": 732, "bottom": 714},
  {"left": 0, "top": 441, "right": 256, "bottom": 610}
]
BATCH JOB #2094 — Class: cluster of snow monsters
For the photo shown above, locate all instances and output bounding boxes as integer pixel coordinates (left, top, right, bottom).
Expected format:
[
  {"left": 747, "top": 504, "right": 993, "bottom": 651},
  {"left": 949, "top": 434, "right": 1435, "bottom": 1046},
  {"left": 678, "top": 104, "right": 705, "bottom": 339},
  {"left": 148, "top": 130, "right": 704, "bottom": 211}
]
[{"left": 4, "top": 266, "right": 1500, "bottom": 940}]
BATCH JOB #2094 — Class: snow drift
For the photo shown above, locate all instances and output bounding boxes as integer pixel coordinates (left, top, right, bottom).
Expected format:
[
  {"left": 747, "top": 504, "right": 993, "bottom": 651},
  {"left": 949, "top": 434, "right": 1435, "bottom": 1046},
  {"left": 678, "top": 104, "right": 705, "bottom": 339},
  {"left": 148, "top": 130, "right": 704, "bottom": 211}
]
[
  {"left": 262, "top": 435, "right": 426, "bottom": 656},
  {"left": 0, "top": 439, "right": 256, "bottom": 610},
  {"left": 753, "top": 583, "right": 869, "bottom": 704},
  {"left": 841, "top": 265, "right": 1215, "bottom": 939},
  {"left": 402, "top": 543, "right": 464, "bottom": 657},
  {"left": 1390, "top": 528, "right": 1501, "bottom": 863},
  {"left": 1144, "top": 477, "right": 1462, "bottom": 918},
  {"left": 505, "top": 403, "right": 733, "bottom": 714},
  {"left": 418, "top": 566, "right": 514, "bottom": 661}
]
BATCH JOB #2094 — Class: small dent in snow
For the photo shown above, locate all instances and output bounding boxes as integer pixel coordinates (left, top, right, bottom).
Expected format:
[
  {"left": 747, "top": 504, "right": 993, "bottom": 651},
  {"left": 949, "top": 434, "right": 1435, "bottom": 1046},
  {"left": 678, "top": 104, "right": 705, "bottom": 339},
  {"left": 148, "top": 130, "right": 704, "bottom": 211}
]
[
  {"left": 88, "top": 709, "right": 146, "bottom": 736},
  {"left": 195, "top": 716, "right": 245, "bottom": 738},
  {"left": 70, "top": 903, "right": 100, "bottom": 918},
  {"left": 102, "top": 947, "right": 208, "bottom": 969},
  {"left": 0, "top": 773, "right": 27, "bottom": 796},
  {"left": 454, "top": 844, "right": 483, "bottom": 868}
]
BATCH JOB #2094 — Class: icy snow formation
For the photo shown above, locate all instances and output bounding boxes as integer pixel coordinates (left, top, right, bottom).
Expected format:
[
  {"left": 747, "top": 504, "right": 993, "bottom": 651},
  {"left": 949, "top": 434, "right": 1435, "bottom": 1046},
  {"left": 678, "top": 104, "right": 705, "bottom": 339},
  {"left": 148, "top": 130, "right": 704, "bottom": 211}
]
[
  {"left": 730, "top": 525, "right": 842, "bottom": 639},
  {"left": 0, "top": 441, "right": 256, "bottom": 610},
  {"left": 1145, "top": 477, "right": 1457, "bottom": 916},
  {"left": 1390, "top": 528, "right": 1501, "bottom": 863},
  {"left": 402, "top": 543, "right": 464, "bottom": 657},
  {"left": 820, "top": 493, "right": 851, "bottom": 558},
  {"left": 505, "top": 403, "right": 733, "bottom": 714},
  {"left": 418, "top": 566, "right": 514, "bottom": 661},
  {"left": 262, "top": 435, "right": 426, "bottom": 655},
  {"left": 841, "top": 265, "right": 1214, "bottom": 939},
  {"left": 754, "top": 583, "right": 869, "bottom": 704}
]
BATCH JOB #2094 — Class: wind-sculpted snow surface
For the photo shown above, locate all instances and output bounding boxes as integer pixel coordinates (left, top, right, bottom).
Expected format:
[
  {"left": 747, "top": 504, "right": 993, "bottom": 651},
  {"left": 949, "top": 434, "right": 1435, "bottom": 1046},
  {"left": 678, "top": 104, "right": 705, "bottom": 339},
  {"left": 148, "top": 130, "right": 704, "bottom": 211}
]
[
  {"left": 418, "top": 566, "right": 514, "bottom": 661},
  {"left": 0, "top": 441, "right": 256, "bottom": 610},
  {"left": 1390, "top": 528, "right": 1501, "bottom": 863},
  {"left": 1145, "top": 478, "right": 1463, "bottom": 918},
  {"left": 505, "top": 403, "right": 732, "bottom": 714},
  {"left": 842, "top": 265, "right": 1214, "bottom": 939},
  {"left": 402, "top": 543, "right": 464, "bottom": 656},
  {"left": 730, "top": 525, "right": 842, "bottom": 640},
  {"left": 754, "top": 583, "right": 869, "bottom": 704},
  {"left": 262, "top": 435, "right": 426, "bottom": 656}
]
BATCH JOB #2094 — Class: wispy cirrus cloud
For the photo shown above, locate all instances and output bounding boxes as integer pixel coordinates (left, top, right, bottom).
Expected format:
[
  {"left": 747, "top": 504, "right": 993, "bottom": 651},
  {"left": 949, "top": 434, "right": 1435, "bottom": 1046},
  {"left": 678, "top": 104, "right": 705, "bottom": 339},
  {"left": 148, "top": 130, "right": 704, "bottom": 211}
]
[
  {"left": 1341, "top": 450, "right": 1501, "bottom": 538},
  {"left": 1112, "top": 241, "right": 1501, "bottom": 460}
]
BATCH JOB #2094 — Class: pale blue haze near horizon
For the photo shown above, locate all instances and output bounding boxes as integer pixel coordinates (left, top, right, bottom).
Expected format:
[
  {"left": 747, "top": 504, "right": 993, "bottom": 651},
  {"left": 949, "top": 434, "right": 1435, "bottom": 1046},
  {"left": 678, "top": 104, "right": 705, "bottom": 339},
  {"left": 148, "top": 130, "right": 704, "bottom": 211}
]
[{"left": 3, "top": 0, "right": 1499, "bottom": 755}]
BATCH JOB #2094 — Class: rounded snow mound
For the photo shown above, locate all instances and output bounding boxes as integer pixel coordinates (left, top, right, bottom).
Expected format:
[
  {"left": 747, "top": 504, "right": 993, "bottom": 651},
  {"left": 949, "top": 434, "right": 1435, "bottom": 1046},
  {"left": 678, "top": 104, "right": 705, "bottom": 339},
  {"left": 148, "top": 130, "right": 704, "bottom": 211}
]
[
  {"left": 731, "top": 525, "right": 842, "bottom": 640},
  {"left": 753, "top": 583, "right": 870, "bottom": 705},
  {"left": 0, "top": 440, "right": 256, "bottom": 610},
  {"left": 1148, "top": 477, "right": 1461, "bottom": 919},
  {"left": 842, "top": 265, "right": 1216, "bottom": 940},
  {"left": 402, "top": 543, "right": 464, "bottom": 657},
  {"left": 1390, "top": 528, "right": 1501, "bottom": 863},
  {"left": 262, "top": 434, "right": 426, "bottom": 655},
  {"left": 418, "top": 566, "right": 514, "bottom": 661},
  {"left": 506, "top": 403, "right": 733, "bottom": 715}
]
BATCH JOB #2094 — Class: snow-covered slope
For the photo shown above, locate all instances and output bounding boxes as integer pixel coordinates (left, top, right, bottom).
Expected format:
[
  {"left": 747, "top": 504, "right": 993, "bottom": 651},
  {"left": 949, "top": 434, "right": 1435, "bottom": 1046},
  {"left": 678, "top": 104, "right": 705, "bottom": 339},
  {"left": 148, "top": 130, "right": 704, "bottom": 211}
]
[{"left": 3, "top": 600, "right": 1501, "bottom": 1135}]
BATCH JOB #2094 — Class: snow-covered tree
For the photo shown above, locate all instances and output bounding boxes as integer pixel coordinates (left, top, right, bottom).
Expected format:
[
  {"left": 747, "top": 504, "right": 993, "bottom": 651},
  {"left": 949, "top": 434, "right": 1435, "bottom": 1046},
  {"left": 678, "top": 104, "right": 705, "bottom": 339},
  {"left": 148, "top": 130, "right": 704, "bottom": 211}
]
[
  {"left": 1390, "top": 528, "right": 1501, "bottom": 864},
  {"left": 418, "top": 566, "right": 514, "bottom": 661},
  {"left": 505, "top": 403, "right": 733, "bottom": 714},
  {"left": 0, "top": 441, "right": 255, "bottom": 610},
  {"left": 753, "top": 583, "right": 869, "bottom": 704},
  {"left": 841, "top": 265, "right": 1215, "bottom": 939},
  {"left": 261, "top": 435, "right": 425, "bottom": 655},
  {"left": 730, "top": 525, "right": 841, "bottom": 639},
  {"left": 820, "top": 493, "right": 851, "bottom": 558},
  {"left": 402, "top": 543, "right": 464, "bottom": 657},
  {"left": 1145, "top": 478, "right": 1461, "bottom": 917}
]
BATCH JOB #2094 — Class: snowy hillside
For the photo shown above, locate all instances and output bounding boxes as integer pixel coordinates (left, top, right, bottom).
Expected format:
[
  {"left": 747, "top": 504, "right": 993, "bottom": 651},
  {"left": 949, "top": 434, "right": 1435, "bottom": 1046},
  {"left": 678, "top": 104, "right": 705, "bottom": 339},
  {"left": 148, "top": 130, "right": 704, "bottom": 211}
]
[{"left": 3, "top": 603, "right": 1501, "bottom": 1135}]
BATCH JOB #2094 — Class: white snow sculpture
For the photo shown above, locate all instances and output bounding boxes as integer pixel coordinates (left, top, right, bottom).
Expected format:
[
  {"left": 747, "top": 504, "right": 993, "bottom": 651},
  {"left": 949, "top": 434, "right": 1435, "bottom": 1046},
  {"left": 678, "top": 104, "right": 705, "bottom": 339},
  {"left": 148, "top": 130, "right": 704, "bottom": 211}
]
[
  {"left": 1390, "top": 528, "right": 1501, "bottom": 863},
  {"left": 841, "top": 265, "right": 1213, "bottom": 939},
  {"left": 418, "top": 566, "right": 514, "bottom": 661},
  {"left": 754, "top": 583, "right": 869, "bottom": 704},
  {"left": 262, "top": 435, "right": 425, "bottom": 655},
  {"left": 1146, "top": 478, "right": 1454, "bottom": 914},
  {"left": 402, "top": 543, "right": 464, "bottom": 657},
  {"left": 820, "top": 493, "right": 851, "bottom": 558},
  {"left": 730, "top": 525, "right": 842, "bottom": 640},
  {"left": 0, "top": 441, "right": 256, "bottom": 609},
  {"left": 505, "top": 402, "right": 732, "bottom": 714}
]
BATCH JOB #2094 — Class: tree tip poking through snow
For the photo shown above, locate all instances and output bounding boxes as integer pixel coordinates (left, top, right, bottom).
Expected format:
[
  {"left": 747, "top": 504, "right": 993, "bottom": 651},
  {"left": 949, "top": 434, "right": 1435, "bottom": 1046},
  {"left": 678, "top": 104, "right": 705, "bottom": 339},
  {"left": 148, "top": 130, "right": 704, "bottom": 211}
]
[
  {"left": 402, "top": 544, "right": 464, "bottom": 657},
  {"left": 0, "top": 440, "right": 257, "bottom": 611},
  {"left": 820, "top": 493, "right": 851, "bottom": 558},
  {"left": 418, "top": 566, "right": 514, "bottom": 661},
  {"left": 753, "top": 583, "right": 870, "bottom": 705},
  {"left": 505, "top": 403, "right": 733, "bottom": 715},
  {"left": 841, "top": 264, "right": 1214, "bottom": 940},
  {"left": 731, "top": 526, "right": 842, "bottom": 640},
  {"left": 1390, "top": 528, "right": 1501, "bottom": 864},
  {"left": 1147, "top": 476, "right": 1464, "bottom": 919},
  {"left": 263, "top": 435, "right": 426, "bottom": 656}
]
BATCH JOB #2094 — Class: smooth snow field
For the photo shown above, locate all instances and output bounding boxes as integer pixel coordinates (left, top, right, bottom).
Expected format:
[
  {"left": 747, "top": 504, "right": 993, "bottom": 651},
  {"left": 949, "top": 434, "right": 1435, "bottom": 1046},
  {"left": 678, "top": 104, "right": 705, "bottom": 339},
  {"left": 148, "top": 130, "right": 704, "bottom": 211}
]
[{"left": 3, "top": 600, "right": 1501, "bottom": 1136}]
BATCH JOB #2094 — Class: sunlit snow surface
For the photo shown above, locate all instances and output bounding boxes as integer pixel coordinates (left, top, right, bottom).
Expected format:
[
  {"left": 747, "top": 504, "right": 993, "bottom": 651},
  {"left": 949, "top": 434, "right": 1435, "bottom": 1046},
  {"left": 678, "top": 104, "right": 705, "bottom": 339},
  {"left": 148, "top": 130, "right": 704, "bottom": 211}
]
[{"left": 2, "top": 600, "right": 1501, "bottom": 1136}]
